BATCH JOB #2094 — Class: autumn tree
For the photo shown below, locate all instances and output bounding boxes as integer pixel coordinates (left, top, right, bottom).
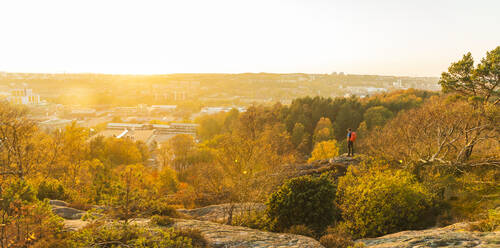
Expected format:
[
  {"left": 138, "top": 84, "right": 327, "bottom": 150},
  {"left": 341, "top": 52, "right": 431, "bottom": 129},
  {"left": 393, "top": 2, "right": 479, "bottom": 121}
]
[
  {"left": 363, "top": 106, "right": 393, "bottom": 129},
  {"left": 0, "top": 102, "right": 64, "bottom": 247},
  {"left": 439, "top": 46, "right": 499, "bottom": 105},
  {"left": 0, "top": 103, "right": 46, "bottom": 179},
  {"left": 198, "top": 107, "right": 297, "bottom": 222},
  {"left": 158, "top": 134, "right": 196, "bottom": 172},
  {"left": 438, "top": 46, "right": 500, "bottom": 162},
  {"left": 291, "top": 123, "right": 305, "bottom": 147},
  {"left": 362, "top": 96, "right": 499, "bottom": 167},
  {"left": 333, "top": 101, "right": 363, "bottom": 140},
  {"left": 108, "top": 164, "right": 151, "bottom": 224},
  {"left": 308, "top": 140, "right": 339, "bottom": 163},
  {"left": 312, "top": 117, "right": 334, "bottom": 144},
  {"left": 60, "top": 122, "right": 89, "bottom": 185}
]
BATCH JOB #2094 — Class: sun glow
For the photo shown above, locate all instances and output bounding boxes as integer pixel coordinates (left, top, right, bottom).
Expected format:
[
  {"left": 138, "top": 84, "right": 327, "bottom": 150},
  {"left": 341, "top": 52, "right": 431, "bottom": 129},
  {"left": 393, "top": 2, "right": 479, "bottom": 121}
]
[{"left": 0, "top": 0, "right": 499, "bottom": 76}]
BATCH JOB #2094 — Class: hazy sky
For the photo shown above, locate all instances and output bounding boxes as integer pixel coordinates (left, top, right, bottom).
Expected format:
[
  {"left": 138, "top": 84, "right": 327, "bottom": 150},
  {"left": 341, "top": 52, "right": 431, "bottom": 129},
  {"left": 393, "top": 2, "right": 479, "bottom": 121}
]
[{"left": 0, "top": 0, "right": 499, "bottom": 76}]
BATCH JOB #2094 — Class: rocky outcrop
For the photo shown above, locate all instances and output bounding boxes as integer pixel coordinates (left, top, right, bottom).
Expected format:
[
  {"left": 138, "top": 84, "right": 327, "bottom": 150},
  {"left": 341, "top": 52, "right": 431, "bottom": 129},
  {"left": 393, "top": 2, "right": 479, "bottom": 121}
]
[
  {"left": 49, "top": 200, "right": 86, "bottom": 220},
  {"left": 49, "top": 199, "right": 69, "bottom": 207},
  {"left": 357, "top": 222, "right": 500, "bottom": 248},
  {"left": 52, "top": 206, "right": 86, "bottom": 220},
  {"left": 60, "top": 218, "right": 323, "bottom": 247},
  {"left": 60, "top": 210, "right": 499, "bottom": 248},
  {"left": 172, "top": 218, "right": 324, "bottom": 248},
  {"left": 178, "top": 203, "right": 265, "bottom": 222},
  {"left": 284, "top": 154, "right": 363, "bottom": 179}
]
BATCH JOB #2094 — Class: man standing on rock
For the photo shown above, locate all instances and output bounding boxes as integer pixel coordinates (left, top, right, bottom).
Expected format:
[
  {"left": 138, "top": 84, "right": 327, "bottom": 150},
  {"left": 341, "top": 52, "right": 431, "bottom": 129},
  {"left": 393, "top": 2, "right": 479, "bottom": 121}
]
[{"left": 347, "top": 128, "right": 356, "bottom": 157}]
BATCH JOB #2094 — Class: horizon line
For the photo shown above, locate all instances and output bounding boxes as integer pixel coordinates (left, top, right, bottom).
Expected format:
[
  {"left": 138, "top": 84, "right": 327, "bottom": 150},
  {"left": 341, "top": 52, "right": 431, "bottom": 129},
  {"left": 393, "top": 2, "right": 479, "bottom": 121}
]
[{"left": 0, "top": 70, "right": 440, "bottom": 79}]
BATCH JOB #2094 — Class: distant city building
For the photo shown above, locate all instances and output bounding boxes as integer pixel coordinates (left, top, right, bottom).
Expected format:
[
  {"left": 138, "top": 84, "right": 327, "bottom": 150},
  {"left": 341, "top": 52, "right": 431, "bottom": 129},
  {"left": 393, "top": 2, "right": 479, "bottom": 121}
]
[
  {"left": 38, "top": 118, "right": 73, "bottom": 131},
  {"left": 92, "top": 129, "right": 156, "bottom": 147},
  {"left": 344, "top": 86, "right": 387, "bottom": 96},
  {"left": 103, "top": 122, "right": 199, "bottom": 145},
  {"left": 107, "top": 122, "right": 145, "bottom": 130},
  {"left": 168, "top": 123, "right": 198, "bottom": 134},
  {"left": 69, "top": 108, "right": 96, "bottom": 118},
  {"left": 8, "top": 88, "right": 40, "bottom": 105},
  {"left": 150, "top": 105, "right": 177, "bottom": 112},
  {"left": 153, "top": 91, "right": 187, "bottom": 101},
  {"left": 107, "top": 122, "right": 198, "bottom": 132},
  {"left": 392, "top": 80, "right": 404, "bottom": 88},
  {"left": 200, "top": 106, "right": 245, "bottom": 115}
]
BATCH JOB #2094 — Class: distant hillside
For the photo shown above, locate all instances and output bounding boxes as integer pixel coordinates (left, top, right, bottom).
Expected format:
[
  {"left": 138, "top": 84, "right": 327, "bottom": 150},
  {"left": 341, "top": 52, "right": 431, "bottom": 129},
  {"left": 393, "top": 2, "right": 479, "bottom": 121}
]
[{"left": 0, "top": 72, "right": 439, "bottom": 107}]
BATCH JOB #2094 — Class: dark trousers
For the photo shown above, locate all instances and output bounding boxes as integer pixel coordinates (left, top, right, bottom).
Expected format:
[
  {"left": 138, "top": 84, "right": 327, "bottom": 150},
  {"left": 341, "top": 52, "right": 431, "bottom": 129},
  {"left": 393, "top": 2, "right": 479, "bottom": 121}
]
[{"left": 348, "top": 141, "right": 354, "bottom": 156}]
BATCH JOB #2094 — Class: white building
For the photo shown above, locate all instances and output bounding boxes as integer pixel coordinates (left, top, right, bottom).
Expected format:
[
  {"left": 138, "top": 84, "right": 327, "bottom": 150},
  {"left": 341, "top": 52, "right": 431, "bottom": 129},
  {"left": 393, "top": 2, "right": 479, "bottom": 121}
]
[
  {"left": 200, "top": 106, "right": 246, "bottom": 115},
  {"left": 8, "top": 88, "right": 40, "bottom": 105},
  {"left": 150, "top": 105, "right": 177, "bottom": 112}
]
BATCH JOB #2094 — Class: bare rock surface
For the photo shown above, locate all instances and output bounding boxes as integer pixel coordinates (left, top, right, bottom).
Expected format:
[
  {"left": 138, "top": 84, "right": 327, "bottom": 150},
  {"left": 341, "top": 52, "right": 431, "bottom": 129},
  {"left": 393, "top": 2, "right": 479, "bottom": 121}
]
[
  {"left": 178, "top": 203, "right": 266, "bottom": 222},
  {"left": 172, "top": 218, "right": 324, "bottom": 248},
  {"left": 61, "top": 215, "right": 498, "bottom": 247},
  {"left": 357, "top": 222, "right": 500, "bottom": 248},
  {"left": 49, "top": 199, "right": 69, "bottom": 207},
  {"left": 63, "top": 219, "right": 89, "bottom": 231},
  {"left": 61, "top": 218, "right": 324, "bottom": 247},
  {"left": 52, "top": 206, "right": 86, "bottom": 220},
  {"left": 49, "top": 200, "right": 86, "bottom": 220},
  {"left": 284, "top": 154, "right": 364, "bottom": 179}
]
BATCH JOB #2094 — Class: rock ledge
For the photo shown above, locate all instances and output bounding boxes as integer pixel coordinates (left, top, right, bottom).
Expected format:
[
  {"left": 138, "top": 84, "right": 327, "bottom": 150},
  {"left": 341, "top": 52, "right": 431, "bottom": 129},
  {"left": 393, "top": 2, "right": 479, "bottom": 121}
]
[{"left": 357, "top": 222, "right": 499, "bottom": 248}]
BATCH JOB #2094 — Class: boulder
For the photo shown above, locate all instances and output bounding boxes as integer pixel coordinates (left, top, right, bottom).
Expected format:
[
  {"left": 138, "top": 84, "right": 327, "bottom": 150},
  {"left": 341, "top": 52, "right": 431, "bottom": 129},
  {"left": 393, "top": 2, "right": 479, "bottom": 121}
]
[
  {"left": 63, "top": 218, "right": 324, "bottom": 247},
  {"left": 357, "top": 222, "right": 499, "bottom": 248},
  {"left": 283, "top": 154, "right": 364, "bottom": 180},
  {"left": 52, "top": 206, "right": 86, "bottom": 220},
  {"left": 172, "top": 218, "right": 324, "bottom": 248},
  {"left": 49, "top": 199, "right": 69, "bottom": 207}
]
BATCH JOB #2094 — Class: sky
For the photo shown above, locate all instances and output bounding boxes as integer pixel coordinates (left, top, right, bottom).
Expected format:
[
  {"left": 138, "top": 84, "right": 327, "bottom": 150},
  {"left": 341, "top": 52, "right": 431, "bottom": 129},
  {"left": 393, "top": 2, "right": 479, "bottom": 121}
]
[{"left": 0, "top": 0, "right": 499, "bottom": 76}]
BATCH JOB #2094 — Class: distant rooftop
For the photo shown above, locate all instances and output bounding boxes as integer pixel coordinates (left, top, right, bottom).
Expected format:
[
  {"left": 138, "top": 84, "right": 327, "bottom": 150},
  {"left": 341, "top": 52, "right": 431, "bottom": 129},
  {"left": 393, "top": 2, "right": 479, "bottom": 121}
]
[
  {"left": 107, "top": 123, "right": 144, "bottom": 128},
  {"left": 170, "top": 123, "right": 199, "bottom": 127},
  {"left": 151, "top": 105, "right": 177, "bottom": 109},
  {"left": 39, "top": 118, "right": 72, "bottom": 125}
]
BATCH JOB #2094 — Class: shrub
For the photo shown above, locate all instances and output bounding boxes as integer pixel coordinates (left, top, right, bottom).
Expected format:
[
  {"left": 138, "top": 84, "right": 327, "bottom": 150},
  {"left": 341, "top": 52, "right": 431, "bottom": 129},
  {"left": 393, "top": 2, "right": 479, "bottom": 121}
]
[
  {"left": 308, "top": 140, "right": 339, "bottom": 163},
  {"left": 69, "top": 222, "right": 194, "bottom": 247},
  {"left": 146, "top": 201, "right": 180, "bottom": 217},
  {"left": 348, "top": 243, "right": 366, "bottom": 248},
  {"left": 151, "top": 215, "right": 175, "bottom": 226},
  {"left": 231, "top": 211, "right": 268, "bottom": 230},
  {"left": 319, "top": 233, "right": 354, "bottom": 248},
  {"left": 175, "top": 229, "right": 209, "bottom": 248},
  {"left": 266, "top": 174, "right": 338, "bottom": 233},
  {"left": 468, "top": 209, "right": 500, "bottom": 232},
  {"left": 67, "top": 195, "right": 93, "bottom": 211},
  {"left": 36, "top": 180, "right": 68, "bottom": 201},
  {"left": 285, "top": 225, "right": 315, "bottom": 237},
  {"left": 319, "top": 226, "right": 354, "bottom": 248},
  {"left": 337, "top": 168, "right": 437, "bottom": 238}
]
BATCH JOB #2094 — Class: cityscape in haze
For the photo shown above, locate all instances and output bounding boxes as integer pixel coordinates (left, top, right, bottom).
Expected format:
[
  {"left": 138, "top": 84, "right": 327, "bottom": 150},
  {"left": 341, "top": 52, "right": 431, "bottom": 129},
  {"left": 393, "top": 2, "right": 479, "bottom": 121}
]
[{"left": 0, "top": 1, "right": 498, "bottom": 247}]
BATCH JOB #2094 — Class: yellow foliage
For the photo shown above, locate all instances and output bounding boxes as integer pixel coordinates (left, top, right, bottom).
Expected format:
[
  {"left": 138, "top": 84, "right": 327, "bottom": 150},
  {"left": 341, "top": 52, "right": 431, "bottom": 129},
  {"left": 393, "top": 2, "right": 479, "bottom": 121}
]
[{"left": 308, "top": 140, "right": 339, "bottom": 163}]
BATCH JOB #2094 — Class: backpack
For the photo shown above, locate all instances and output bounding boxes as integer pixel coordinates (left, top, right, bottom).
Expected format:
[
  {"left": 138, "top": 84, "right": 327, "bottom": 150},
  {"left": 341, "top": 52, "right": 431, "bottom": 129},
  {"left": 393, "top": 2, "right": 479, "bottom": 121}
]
[{"left": 350, "top": 132, "right": 357, "bottom": 142}]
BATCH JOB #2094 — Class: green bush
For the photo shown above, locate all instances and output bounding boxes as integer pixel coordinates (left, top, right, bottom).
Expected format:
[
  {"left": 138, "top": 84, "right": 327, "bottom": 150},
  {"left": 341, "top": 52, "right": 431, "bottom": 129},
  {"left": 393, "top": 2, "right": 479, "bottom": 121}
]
[
  {"left": 175, "top": 229, "right": 209, "bottom": 248},
  {"left": 37, "top": 180, "right": 68, "bottom": 201},
  {"left": 337, "top": 168, "right": 437, "bottom": 238},
  {"left": 69, "top": 222, "right": 194, "bottom": 247},
  {"left": 151, "top": 215, "right": 175, "bottom": 226},
  {"left": 231, "top": 211, "right": 269, "bottom": 230},
  {"left": 468, "top": 209, "right": 500, "bottom": 232},
  {"left": 319, "top": 233, "right": 354, "bottom": 248},
  {"left": 146, "top": 201, "right": 180, "bottom": 217},
  {"left": 348, "top": 243, "right": 366, "bottom": 248},
  {"left": 266, "top": 174, "right": 338, "bottom": 233},
  {"left": 285, "top": 224, "right": 315, "bottom": 237}
]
